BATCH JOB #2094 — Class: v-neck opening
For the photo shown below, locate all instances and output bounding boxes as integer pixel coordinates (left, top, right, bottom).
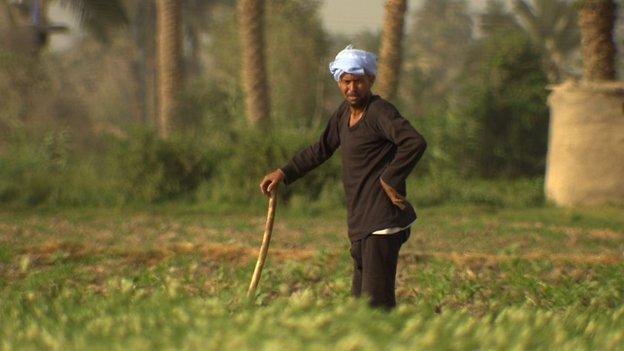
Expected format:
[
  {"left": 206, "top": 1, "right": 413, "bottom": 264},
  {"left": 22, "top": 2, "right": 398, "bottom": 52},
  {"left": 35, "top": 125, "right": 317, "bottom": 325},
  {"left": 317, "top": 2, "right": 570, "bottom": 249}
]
[{"left": 346, "top": 95, "right": 374, "bottom": 131}]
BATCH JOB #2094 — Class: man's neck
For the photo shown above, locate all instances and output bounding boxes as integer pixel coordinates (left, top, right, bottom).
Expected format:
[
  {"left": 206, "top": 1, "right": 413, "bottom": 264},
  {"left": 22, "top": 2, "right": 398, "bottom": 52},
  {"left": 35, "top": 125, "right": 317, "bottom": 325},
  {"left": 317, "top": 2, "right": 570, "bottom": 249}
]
[{"left": 349, "top": 94, "right": 372, "bottom": 116}]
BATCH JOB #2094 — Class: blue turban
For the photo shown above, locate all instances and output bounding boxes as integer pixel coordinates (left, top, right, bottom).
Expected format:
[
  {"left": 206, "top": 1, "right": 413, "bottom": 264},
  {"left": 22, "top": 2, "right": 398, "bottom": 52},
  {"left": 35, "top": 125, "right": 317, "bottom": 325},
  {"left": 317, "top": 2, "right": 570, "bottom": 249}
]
[{"left": 328, "top": 45, "right": 377, "bottom": 82}]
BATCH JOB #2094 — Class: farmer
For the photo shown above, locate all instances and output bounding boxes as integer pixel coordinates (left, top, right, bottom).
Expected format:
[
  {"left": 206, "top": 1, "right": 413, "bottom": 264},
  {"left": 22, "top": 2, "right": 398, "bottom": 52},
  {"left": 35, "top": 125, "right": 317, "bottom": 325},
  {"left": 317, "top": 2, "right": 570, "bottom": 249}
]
[{"left": 259, "top": 45, "right": 427, "bottom": 309}]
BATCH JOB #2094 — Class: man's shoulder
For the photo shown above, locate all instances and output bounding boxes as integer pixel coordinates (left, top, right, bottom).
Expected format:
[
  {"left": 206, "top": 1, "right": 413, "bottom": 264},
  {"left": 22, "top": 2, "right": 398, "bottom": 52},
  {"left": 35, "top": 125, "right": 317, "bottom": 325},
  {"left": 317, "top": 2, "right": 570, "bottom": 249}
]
[{"left": 369, "top": 95, "right": 400, "bottom": 118}]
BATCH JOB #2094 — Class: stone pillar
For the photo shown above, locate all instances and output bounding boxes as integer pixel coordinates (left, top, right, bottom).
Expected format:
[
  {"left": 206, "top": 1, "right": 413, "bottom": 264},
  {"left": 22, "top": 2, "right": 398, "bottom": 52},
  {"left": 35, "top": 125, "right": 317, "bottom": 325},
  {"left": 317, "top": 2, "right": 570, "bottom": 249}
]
[{"left": 545, "top": 80, "right": 624, "bottom": 206}]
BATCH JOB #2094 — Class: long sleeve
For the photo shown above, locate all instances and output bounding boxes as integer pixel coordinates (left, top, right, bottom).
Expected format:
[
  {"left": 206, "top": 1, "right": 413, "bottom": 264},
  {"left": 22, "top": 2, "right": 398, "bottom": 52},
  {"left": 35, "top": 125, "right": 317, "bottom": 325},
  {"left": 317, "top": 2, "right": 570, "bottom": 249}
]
[
  {"left": 375, "top": 107, "right": 427, "bottom": 191},
  {"left": 279, "top": 107, "right": 343, "bottom": 185}
]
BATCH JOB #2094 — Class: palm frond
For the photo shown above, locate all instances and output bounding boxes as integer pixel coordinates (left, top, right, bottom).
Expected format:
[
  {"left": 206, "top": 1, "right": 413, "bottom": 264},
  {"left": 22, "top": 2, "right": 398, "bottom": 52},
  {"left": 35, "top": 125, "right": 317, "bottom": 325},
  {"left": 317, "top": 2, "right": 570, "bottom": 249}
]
[
  {"left": 510, "top": 0, "right": 580, "bottom": 82},
  {"left": 479, "top": 0, "right": 522, "bottom": 35},
  {"left": 57, "top": 0, "right": 128, "bottom": 41},
  {"left": 513, "top": 0, "right": 542, "bottom": 42}
]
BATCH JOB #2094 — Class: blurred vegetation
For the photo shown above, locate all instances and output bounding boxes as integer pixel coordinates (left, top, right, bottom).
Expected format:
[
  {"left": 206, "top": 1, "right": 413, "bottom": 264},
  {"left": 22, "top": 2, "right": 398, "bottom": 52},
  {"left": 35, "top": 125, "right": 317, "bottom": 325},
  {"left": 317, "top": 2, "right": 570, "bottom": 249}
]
[
  {"left": 448, "top": 30, "right": 549, "bottom": 177},
  {"left": 0, "top": 0, "right": 616, "bottom": 209}
]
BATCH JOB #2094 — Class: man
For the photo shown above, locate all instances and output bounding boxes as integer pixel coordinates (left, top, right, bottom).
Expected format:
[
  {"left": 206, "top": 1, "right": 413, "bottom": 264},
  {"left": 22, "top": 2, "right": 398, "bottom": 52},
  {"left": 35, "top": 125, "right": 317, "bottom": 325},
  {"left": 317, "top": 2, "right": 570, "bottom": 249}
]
[{"left": 259, "top": 45, "right": 427, "bottom": 309}]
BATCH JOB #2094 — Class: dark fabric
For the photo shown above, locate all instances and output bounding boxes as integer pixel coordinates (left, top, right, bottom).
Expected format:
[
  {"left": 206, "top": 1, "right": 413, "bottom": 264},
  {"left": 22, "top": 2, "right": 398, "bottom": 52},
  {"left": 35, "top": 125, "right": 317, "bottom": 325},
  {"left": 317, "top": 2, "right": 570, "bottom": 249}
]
[
  {"left": 350, "top": 229, "right": 410, "bottom": 309},
  {"left": 280, "top": 95, "right": 427, "bottom": 242}
]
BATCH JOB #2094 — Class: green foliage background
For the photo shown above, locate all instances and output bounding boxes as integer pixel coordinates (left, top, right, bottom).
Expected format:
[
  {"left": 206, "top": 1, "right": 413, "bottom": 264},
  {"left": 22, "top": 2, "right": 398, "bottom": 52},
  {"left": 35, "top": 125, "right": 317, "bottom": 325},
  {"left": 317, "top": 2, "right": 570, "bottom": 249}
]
[{"left": 0, "top": 0, "right": 571, "bottom": 209}]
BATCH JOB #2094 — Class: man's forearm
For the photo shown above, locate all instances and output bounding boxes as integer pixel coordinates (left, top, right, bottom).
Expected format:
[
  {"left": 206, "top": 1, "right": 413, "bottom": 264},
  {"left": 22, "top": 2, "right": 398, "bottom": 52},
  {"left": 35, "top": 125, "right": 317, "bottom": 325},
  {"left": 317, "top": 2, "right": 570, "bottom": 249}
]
[{"left": 381, "top": 133, "right": 427, "bottom": 190}]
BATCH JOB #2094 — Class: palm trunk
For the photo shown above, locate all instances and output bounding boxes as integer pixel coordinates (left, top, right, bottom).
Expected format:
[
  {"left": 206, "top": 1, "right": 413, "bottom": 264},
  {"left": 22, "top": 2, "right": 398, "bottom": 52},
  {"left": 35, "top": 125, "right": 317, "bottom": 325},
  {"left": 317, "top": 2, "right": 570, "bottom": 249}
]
[
  {"left": 156, "top": 0, "right": 183, "bottom": 138},
  {"left": 145, "top": 0, "right": 157, "bottom": 127},
  {"left": 579, "top": 0, "right": 616, "bottom": 81},
  {"left": 238, "top": 0, "right": 270, "bottom": 126},
  {"left": 376, "top": 0, "right": 408, "bottom": 101}
]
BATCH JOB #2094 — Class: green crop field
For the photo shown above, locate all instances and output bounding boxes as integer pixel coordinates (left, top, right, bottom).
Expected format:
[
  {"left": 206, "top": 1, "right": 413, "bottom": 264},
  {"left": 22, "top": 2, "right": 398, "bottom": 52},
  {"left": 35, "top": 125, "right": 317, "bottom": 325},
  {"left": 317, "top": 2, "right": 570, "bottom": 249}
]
[{"left": 1, "top": 205, "right": 623, "bottom": 350}]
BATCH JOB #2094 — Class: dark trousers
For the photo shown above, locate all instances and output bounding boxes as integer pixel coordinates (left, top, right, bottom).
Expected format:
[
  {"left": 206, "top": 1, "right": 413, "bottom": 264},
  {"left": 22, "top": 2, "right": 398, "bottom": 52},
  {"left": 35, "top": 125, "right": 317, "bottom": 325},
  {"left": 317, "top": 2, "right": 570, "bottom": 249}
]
[{"left": 349, "top": 229, "right": 410, "bottom": 309}]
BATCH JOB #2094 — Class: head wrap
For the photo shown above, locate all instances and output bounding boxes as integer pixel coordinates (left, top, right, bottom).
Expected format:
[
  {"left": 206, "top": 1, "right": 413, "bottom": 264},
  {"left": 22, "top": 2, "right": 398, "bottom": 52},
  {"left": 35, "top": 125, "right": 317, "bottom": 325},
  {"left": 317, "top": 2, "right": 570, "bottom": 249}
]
[{"left": 328, "top": 44, "right": 377, "bottom": 82}]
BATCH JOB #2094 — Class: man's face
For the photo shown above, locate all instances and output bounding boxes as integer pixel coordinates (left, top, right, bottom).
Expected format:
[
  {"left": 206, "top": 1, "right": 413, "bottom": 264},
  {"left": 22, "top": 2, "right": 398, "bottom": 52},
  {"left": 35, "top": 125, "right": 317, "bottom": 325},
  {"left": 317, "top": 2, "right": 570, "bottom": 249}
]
[{"left": 338, "top": 73, "right": 374, "bottom": 108}]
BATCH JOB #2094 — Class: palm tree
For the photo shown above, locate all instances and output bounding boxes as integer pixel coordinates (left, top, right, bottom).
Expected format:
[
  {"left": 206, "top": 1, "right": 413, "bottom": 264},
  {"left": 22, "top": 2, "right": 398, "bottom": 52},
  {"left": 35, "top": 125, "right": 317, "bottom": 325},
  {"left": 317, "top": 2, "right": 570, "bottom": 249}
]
[
  {"left": 238, "top": 0, "right": 270, "bottom": 126},
  {"left": 130, "top": 0, "right": 219, "bottom": 127},
  {"left": 156, "top": 0, "right": 182, "bottom": 139},
  {"left": 142, "top": 0, "right": 157, "bottom": 126},
  {"left": 579, "top": 0, "right": 616, "bottom": 80},
  {"left": 512, "top": 0, "right": 580, "bottom": 83},
  {"left": 377, "top": 0, "right": 408, "bottom": 101}
]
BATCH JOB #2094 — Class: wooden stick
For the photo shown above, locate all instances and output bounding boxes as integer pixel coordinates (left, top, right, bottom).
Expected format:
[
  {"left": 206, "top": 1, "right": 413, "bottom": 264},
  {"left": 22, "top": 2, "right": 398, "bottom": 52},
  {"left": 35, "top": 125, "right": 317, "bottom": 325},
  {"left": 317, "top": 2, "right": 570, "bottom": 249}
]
[{"left": 247, "top": 189, "right": 277, "bottom": 299}]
